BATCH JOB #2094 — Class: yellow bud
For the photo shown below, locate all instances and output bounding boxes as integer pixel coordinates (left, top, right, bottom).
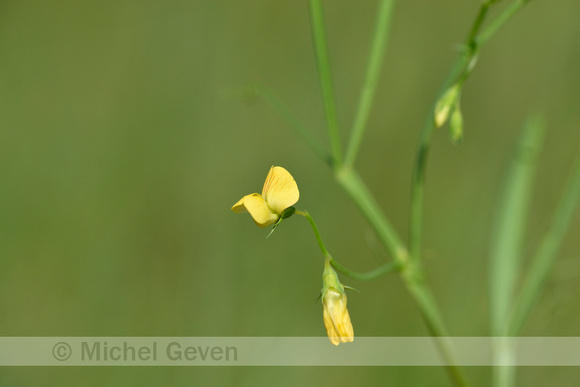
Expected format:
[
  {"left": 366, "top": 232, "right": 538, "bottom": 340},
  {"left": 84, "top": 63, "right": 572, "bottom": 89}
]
[
  {"left": 322, "top": 287, "right": 354, "bottom": 345},
  {"left": 321, "top": 259, "right": 354, "bottom": 346}
]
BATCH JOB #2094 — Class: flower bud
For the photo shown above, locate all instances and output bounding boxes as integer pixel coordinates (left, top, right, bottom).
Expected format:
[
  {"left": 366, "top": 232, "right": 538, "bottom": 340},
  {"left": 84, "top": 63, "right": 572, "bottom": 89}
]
[
  {"left": 434, "top": 84, "right": 461, "bottom": 128},
  {"left": 321, "top": 259, "right": 354, "bottom": 346}
]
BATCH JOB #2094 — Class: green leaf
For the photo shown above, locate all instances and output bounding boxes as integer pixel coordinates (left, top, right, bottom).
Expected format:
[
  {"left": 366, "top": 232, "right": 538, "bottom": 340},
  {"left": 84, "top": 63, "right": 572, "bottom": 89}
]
[{"left": 489, "top": 115, "right": 545, "bottom": 337}]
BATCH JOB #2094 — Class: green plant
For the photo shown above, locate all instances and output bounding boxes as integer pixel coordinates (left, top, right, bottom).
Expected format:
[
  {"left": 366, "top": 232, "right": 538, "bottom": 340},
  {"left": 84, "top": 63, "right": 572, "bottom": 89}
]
[{"left": 239, "top": 1, "right": 580, "bottom": 386}]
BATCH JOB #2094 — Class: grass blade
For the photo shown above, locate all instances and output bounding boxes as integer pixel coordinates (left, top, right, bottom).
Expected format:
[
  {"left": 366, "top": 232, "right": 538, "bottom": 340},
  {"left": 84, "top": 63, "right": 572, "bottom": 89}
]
[
  {"left": 489, "top": 116, "right": 545, "bottom": 387},
  {"left": 490, "top": 116, "right": 545, "bottom": 336},
  {"left": 309, "top": 0, "right": 342, "bottom": 167},
  {"left": 344, "top": 0, "right": 395, "bottom": 167}
]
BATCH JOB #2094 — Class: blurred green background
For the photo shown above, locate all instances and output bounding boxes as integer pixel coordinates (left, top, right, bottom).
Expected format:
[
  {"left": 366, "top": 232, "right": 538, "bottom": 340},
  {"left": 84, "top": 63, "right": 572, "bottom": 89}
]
[{"left": 1, "top": 0, "right": 579, "bottom": 385}]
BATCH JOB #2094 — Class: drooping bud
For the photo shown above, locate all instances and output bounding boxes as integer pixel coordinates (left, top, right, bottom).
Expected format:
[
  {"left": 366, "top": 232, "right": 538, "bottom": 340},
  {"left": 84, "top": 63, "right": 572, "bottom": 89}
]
[{"left": 321, "top": 259, "right": 354, "bottom": 346}]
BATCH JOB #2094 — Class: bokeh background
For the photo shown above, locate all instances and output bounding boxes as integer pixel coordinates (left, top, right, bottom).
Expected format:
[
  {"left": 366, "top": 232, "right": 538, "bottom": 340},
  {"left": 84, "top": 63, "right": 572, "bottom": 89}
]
[{"left": 1, "top": 0, "right": 579, "bottom": 385}]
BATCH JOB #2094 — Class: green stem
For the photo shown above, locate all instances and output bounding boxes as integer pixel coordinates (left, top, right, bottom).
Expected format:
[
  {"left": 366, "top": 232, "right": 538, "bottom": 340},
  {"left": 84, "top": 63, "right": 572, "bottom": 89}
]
[
  {"left": 297, "top": 209, "right": 399, "bottom": 280},
  {"left": 309, "top": 0, "right": 342, "bottom": 167},
  {"left": 408, "top": 118, "right": 436, "bottom": 261},
  {"left": 344, "top": 0, "right": 395, "bottom": 167},
  {"left": 406, "top": 279, "right": 470, "bottom": 387},
  {"left": 297, "top": 209, "right": 331, "bottom": 258},
  {"left": 408, "top": 55, "right": 470, "bottom": 262},
  {"left": 333, "top": 167, "right": 469, "bottom": 387},
  {"left": 466, "top": 0, "right": 495, "bottom": 46},
  {"left": 478, "top": 0, "right": 531, "bottom": 46},
  {"left": 330, "top": 259, "right": 400, "bottom": 281},
  {"left": 408, "top": 53, "right": 469, "bottom": 261},
  {"left": 408, "top": 0, "right": 530, "bottom": 263}
]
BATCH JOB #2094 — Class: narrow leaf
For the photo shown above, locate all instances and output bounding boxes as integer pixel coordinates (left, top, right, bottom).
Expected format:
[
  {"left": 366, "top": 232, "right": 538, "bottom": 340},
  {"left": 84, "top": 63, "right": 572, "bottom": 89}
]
[{"left": 490, "top": 116, "right": 545, "bottom": 336}]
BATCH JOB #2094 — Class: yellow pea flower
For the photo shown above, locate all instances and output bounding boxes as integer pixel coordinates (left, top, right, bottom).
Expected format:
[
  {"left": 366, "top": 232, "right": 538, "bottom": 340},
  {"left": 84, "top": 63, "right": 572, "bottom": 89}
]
[
  {"left": 321, "top": 258, "right": 354, "bottom": 346},
  {"left": 231, "top": 166, "right": 300, "bottom": 228}
]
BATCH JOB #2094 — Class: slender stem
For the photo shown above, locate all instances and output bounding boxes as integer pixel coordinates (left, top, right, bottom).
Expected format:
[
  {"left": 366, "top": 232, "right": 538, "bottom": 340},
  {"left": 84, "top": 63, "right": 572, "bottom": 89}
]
[
  {"left": 309, "top": 0, "right": 342, "bottom": 167},
  {"left": 408, "top": 118, "right": 436, "bottom": 261},
  {"left": 408, "top": 51, "right": 470, "bottom": 261},
  {"left": 255, "top": 85, "right": 332, "bottom": 166},
  {"left": 478, "top": 0, "right": 531, "bottom": 46},
  {"left": 344, "top": 0, "right": 395, "bottom": 167},
  {"left": 408, "top": 27, "right": 478, "bottom": 264},
  {"left": 408, "top": 0, "right": 530, "bottom": 263},
  {"left": 296, "top": 210, "right": 331, "bottom": 258},
  {"left": 330, "top": 259, "right": 400, "bottom": 281},
  {"left": 406, "top": 279, "right": 470, "bottom": 387},
  {"left": 332, "top": 167, "right": 469, "bottom": 387},
  {"left": 509, "top": 152, "right": 580, "bottom": 336},
  {"left": 297, "top": 209, "right": 399, "bottom": 281},
  {"left": 408, "top": 49, "right": 472, "bottom": 262},
  {"left": 466, "top": 0, "right": 493, "bottom": 46}
]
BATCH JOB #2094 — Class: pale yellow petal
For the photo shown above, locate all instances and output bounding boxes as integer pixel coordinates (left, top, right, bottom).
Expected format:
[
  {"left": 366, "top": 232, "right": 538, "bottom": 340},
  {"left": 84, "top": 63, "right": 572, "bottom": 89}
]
[
  {"left": 336, "top": 308, "right": 354, "bottom": 342},
  {"left": 323, "top": 307, "right": 341, "bottom": 346},
  {"left": 231, "top": 196, "right": 251, "bottom": 213},
  {"left": 323, "top": 288, "right": 354, "bottom": 345},
  {"left": 261, "top": 166, "right": 299, "bottom": 214},
  {"left": 234, "top": 193, "right": 279, "bottom": 228}
]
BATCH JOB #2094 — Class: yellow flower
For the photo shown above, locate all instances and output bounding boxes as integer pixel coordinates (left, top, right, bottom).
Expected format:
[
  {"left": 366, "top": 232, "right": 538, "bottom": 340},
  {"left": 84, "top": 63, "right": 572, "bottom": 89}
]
[
  {"left": 322, "top": 259, "right": 354, "bottom": 346},
  {"left": 231, "top": 166, "right": 300, "bottom": 228}
]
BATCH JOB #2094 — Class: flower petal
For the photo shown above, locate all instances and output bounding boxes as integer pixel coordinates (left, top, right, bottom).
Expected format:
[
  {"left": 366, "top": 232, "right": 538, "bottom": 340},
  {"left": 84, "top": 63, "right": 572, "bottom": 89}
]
[
  {"left": 231, "top": 196, "right": 250, "bottom": 213},
  {"left": 232, "top": 193, "right": 279, "bottom": 228},
  {"left": 323, "top": 306, "right": 341, "bottom": 346},
  {"left": 261, "top": 166, "right": 299, "bottom": 214},
  {"left": 323, "top": 287, "right": 354, "bottom": 345},
  {"left": 335, "top": 307, "right": 354, "bottom": 342}
]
